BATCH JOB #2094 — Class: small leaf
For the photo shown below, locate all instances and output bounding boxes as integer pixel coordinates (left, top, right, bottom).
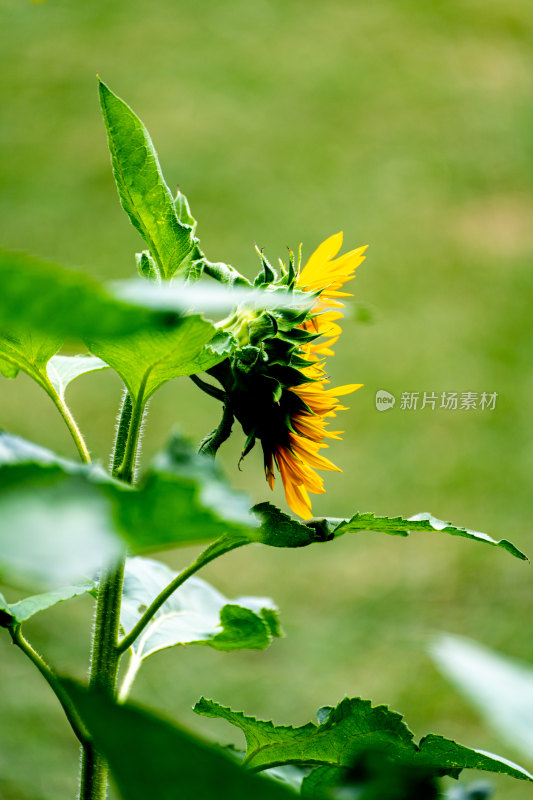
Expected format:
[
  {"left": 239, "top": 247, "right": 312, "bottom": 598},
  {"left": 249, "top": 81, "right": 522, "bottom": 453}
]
[
  {"left": 62, "top": 682, "right": 294, "bottom": 800},
  {"left": 0, "top": 433, "right": 122, "bottom": 590},
  {"left": 431, "top": 634, "right": 533, "bottom": 761},
  {"left": 121, "top": 556, "right": 280, "bottom": 661},
  {"left": 174, "top": 189, "right": 197, "bottom": 231},
  {"left": 193, "top": 696, "right": 533, "bottom": 782},
  {"left": 135, "top": 251, "right": 159, "bottom": 280},
  {"left": 46, "top": 354, "right": 109, "bottom": 399},
  {"left": 0, "top": 581, "right": 95, "bottom": 628},
  {"left": 99, "top": 80, "right": 199, "bottom": 279}
]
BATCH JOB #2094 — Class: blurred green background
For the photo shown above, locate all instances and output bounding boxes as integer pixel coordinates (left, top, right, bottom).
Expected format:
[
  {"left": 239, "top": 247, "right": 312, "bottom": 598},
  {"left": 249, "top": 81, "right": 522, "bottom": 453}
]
[{"left": 1, "top": 0, "right": 533, "bottom": 797}]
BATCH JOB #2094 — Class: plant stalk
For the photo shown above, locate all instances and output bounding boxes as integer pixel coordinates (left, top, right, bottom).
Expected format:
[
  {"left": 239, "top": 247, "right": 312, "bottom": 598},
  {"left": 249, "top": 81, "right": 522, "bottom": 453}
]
[
  {"left": 117, "top": 535, "right": 245, "bottom": 657},
  {"left": 49, "top": 389, "right": 92, "bottom": 464},
  {"left": 78, "top": 390, "right": 143, "bottom": 800},
  {"left": 9, "top": 625, "right": 88, "bottom": 745}
]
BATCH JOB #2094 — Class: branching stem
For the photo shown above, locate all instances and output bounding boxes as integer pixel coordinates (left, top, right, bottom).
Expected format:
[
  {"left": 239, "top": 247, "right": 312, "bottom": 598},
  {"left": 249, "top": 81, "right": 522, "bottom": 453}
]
[
  {"left": 116, "top": 535, "right": 245, "bottom": 657},
  {"left": 9, "top": 624, "right": 88, "bottom": 745}
]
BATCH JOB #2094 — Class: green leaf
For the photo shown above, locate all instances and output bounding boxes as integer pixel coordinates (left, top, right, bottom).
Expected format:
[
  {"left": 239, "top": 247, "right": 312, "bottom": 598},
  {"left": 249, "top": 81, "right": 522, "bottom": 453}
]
[
  {"left": 0, "top": 330, "right": 62, "bottom": 384},
  {"left": 89, "top": 315, "right": 224, "bottom": 405},
  {"left": 115, "top": 433, "right": 257, "bottom": 552},
  {"left": 0, "top": 433, "right": 122, "bottom": 590},
  {"left": 193, "top": 696, "right": 533, "bottom": 783},
  {"left": 99, "top": 80, "right": 199, "bottom": 280},
  {"left": 247, "top": 504, "right": 527, "bottom": 561},
  {"left": 0, "top": 249, "right": 186, "bottom": 341},
  {"left": 0, "top": 581, "right": 95, "bottom": 628},
  {"left": 46, "top": 354, "right": 109, "bottom": 398},
  {"left": 111, "top": 278, "right": 311, "bottom": 316},
  {"left": 121, "top": 556, "right": 280, "bottom": 659},
  {"left": 250, "top": 503, "right": 332, "bottom": 548},
  {"left": 247, "top": 505, "right": 526, "bottom": 561},
  {"left": 62, "top": 682, "right": 294, "bottom": 800},
  {"left": 328, "top": 511, "right": 527, "bottom": 560},
  {"left": 431, "top": 634, "right": 533, "bottom": 761}
]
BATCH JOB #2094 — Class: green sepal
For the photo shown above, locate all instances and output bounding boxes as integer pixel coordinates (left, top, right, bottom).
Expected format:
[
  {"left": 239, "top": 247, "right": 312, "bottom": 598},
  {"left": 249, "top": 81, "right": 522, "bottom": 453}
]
[
  {"left": 254, "top": 245, "right": 277, "bottom": 285},
  {"left": 136, "top": 251, "right": 159, "bottom": 280}
]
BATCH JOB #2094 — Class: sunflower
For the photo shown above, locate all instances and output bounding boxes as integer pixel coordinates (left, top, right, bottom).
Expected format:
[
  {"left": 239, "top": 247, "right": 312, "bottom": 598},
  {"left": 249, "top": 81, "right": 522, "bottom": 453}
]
[{"left": 208, "top": 232, "right": 367, "bottom": 519}]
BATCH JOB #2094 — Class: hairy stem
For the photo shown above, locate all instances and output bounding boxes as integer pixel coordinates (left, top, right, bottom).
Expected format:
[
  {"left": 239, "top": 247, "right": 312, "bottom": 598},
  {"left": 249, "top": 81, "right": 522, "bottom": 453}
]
[
  {"left": 44, "top": 378, "right": 92, "bottom": 464},
  {"left": 9, "top": 625, "right": 88, "bottom": 745},
  {"left": 79, "top": 389, "right": 142, "bottom": 800}
]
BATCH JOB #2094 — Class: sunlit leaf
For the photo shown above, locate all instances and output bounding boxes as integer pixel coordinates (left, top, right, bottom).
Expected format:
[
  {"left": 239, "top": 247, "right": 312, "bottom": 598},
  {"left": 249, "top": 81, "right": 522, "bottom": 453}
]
[
  {"left": 0, "top": 581, "right": 95, "bottom": 628},
  {"left": 120, "top": 556, "right": 280, "bottom": 659},
  {"left": 431, "top": 634, "right": 533, "bottom": 761},
  {"left": 0, "top": 250, "right": 185, "bottom": 341},
  {"left": 111, "top": 278, "right": 313, "bottom": 317},
  {"left": 194, "top": 697, "right": 533, "bottom": 782},
  {"left": 0, "top": 433, "right": 122, "bottom": 591},
  {"left": 46, "top": 354, "right": 109, "bottom": 398},
  {"left": 63, "top": 682, "right": 294, "bottom": 800},
  {"left": 0, "top": 330, "right": 62, "bottom": 384},
  {"left": 88, "top": 316, "right": 224, "bottom": 404},
  {"left": 99, "top": 80, "right": 200, "bottom": 280}
]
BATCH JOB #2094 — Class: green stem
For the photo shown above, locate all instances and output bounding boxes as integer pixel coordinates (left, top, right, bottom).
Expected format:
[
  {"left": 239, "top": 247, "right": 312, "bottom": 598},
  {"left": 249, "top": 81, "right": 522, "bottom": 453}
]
[
  {"left": 79, "top": 389, "right": 142, "bottom": 800},
  {"left": 117, "top": 535, "right": 246, "bottom": 658},
  {"left": 115, "top": 387, "right": 147, "bottom": 483},
  {"left": 9, "top": 624, "right": 88, "bottom": 745},
  {"left": 48, "top": 387, "right": 92, "bottom": 464}
]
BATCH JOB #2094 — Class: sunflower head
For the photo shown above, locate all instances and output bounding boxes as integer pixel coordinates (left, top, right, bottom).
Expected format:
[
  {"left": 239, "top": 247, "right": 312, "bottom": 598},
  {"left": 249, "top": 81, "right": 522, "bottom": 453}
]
[{"left": 211, "top": 232, "right": 367, "bottom": 519}]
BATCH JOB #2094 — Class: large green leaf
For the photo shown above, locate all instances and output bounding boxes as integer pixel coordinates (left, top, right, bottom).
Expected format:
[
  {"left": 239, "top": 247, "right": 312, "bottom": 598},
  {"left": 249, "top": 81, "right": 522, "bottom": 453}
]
[
  {"left": 431, "top": 634, "right": 533, "bottom": 761},
  {"left": 193, "top": 697, "right": 532, "bottom": 782},
  {"left": 0, "top": 250, "right": 185, "bottom": 341},
  {"left": 0, "top": 433, "right": 122, "bottom": 590},
  {"left": 88, "top": 316, "right": 225, "bottom": 405},
  {"left": 121, "top": 556, "right": 280, "bottom": 657},
  {"left": 99, "top": 80, "right": 199, "bottom": 280},
  {"left": 0, "top": 581, "right": 95, "bottom": 628},
  {"left": 63, "top": 682, "right": 294, "bottom": 800}
]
